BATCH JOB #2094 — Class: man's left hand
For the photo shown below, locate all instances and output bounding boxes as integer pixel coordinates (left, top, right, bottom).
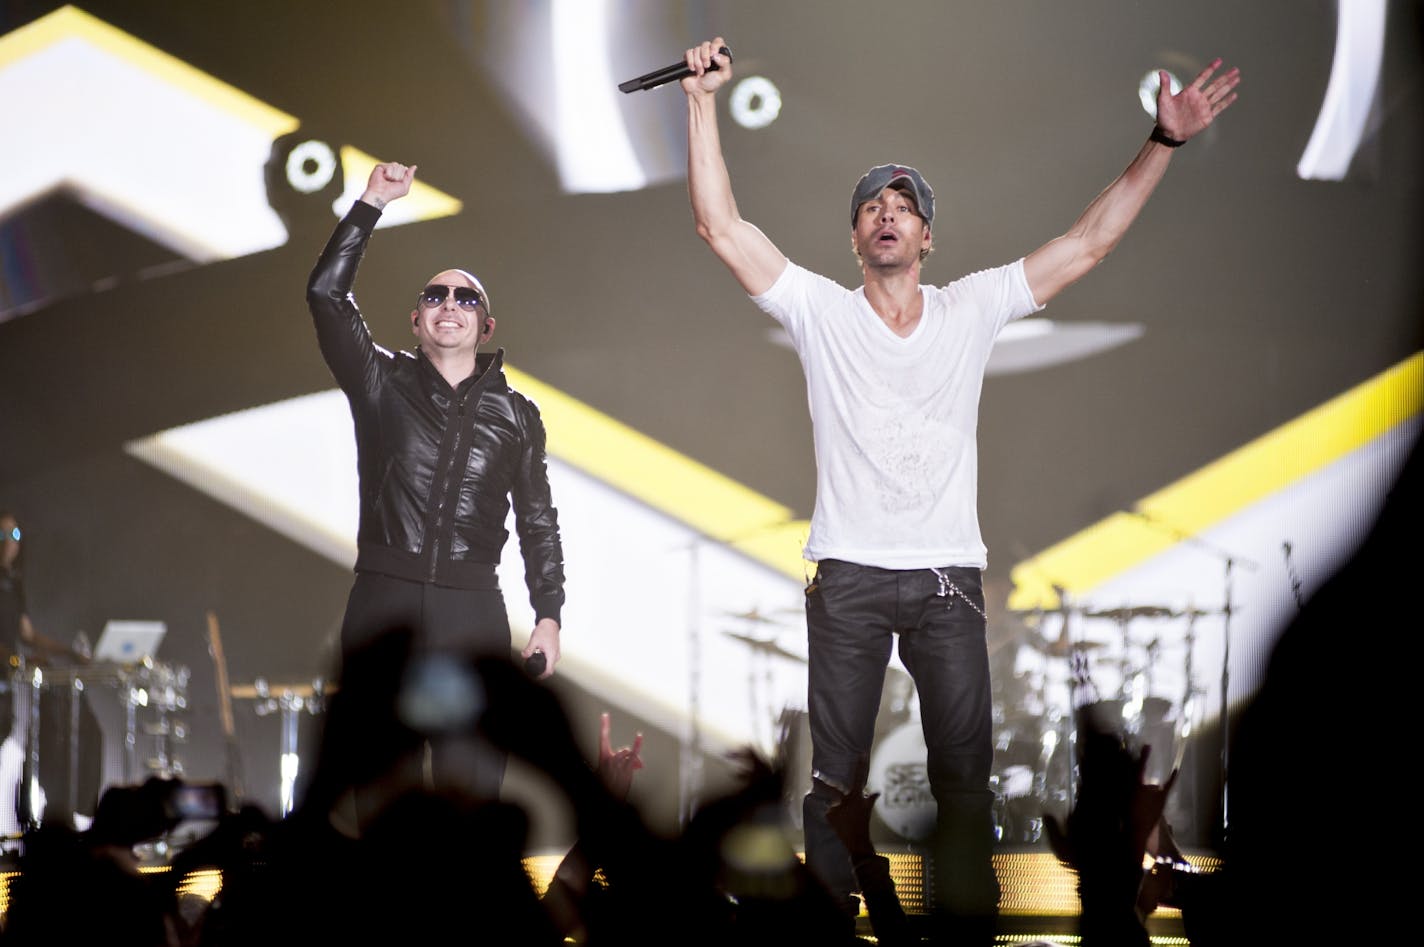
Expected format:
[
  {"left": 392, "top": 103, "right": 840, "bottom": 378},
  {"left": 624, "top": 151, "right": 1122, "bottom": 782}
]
[
  {"left": 523, "top": 618, "right": 561, "bottom": 679},
  {"left": 1155, "top": 58, "right": 1240, "bottom": 144}
]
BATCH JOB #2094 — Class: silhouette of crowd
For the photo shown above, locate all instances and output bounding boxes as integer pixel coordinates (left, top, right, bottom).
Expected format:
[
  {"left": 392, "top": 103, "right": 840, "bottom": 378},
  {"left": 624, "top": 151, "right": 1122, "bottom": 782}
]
[
  {"left": 2, "top": 437, "right": 1415, "bottom": 945},
  {"left": 0, "top": 623, "right": 893, "bottom": 946}
]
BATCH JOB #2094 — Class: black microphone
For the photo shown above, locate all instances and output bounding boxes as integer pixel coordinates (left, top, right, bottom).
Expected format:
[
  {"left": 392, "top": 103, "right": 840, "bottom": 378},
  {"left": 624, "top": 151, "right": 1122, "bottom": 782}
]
[
  {"left": 524, "top": 650, "right": 547, "bottom": 677},
  {"left": 619, "top": 45, "right": 732, "bottom": 93}
]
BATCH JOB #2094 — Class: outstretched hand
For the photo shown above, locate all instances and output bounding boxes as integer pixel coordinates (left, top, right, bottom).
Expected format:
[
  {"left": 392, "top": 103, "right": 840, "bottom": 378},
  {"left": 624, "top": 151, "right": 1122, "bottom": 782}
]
[
  {"left": 1155, "top": 58, "right": 1240, "bottom": 143},
  {"left": 680, "top": 37, "right": 733, "bottom": 95},
  {"left": 1045, "top": 734, "right": 1178, "bottom": 873},
  {"left": 361, "top": 161, "right": 416, "bottom": 209},
  {"left": 596, "top": 711, "right": 644, "bottom": 801}
]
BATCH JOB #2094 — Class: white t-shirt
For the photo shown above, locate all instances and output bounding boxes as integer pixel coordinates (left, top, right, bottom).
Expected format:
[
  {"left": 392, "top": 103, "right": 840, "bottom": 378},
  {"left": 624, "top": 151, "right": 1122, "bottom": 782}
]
[{"left": 752, "top": 259, "right": 1043, "bottom": 570}]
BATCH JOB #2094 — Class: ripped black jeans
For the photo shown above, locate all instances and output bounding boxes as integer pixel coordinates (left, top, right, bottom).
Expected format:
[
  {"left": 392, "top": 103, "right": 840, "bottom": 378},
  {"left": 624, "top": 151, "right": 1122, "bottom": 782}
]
[{"left": 802, "top": 559, "right": 1000, "bottom": 929}]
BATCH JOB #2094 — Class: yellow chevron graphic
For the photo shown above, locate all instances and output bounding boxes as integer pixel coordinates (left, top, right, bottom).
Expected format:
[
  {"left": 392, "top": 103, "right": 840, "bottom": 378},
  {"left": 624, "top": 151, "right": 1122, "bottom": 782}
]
[{"left": 1009, "top": 352, "right": 1422, "bottom": 610}]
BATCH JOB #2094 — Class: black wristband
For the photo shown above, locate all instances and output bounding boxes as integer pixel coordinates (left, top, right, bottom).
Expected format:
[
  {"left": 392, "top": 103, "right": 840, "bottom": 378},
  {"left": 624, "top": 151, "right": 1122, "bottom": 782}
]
[{"left": 1150, "top": 125, "right": 1186, "bottom": 148}]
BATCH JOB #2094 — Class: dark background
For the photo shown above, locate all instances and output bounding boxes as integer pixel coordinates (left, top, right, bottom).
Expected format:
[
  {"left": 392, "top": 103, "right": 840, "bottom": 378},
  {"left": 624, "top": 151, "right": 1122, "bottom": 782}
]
[{"left": 2, "top": 0, "right": 1420, "bottom": 848}]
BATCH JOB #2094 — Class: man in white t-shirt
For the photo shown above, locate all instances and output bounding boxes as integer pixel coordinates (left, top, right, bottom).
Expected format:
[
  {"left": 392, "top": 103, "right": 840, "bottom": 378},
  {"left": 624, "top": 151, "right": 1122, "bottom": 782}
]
[{"left": 679, "top": 37, "right": 1239, "bottom": 942}]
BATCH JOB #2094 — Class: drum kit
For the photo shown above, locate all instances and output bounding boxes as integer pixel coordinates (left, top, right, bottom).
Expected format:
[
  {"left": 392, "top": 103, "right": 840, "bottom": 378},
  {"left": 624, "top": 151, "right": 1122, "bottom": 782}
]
[
  {"left": 983, "top": 598, "right": 1218, "bottom": 844},
  {"left": 860, "top": 597, "right": 1220, "bottom": 847},
  {"left": 699, "top": 598, "right": 1216, "bottom": 849},
  {"left": 2, "top": 654, "right": 192, "bottom": 835}
]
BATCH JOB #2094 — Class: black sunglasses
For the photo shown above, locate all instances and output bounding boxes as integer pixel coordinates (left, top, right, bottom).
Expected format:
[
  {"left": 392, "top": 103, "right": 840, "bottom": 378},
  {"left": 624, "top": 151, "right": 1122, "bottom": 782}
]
[{"left": 418, "top": 285, "right": 484, "bottom": 311}]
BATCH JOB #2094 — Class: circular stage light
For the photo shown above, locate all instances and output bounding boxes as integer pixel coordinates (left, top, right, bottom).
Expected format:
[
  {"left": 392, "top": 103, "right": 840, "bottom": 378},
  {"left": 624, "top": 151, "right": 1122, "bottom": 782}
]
[
  {"left": 730, "top": 76, "right": 783, "bottom": 130},
  {"left": 285, "top": 139, "right": 338, "bottom": 194},
  {"left": 1138, "top": 69, "right": 1182, "bottom": 120}
]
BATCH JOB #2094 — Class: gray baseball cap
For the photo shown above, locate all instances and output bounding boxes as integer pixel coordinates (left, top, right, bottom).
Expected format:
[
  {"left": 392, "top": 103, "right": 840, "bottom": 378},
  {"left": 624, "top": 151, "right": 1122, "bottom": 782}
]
[{"left": 850, "top": 164, "right": 935, "bottom": 228}]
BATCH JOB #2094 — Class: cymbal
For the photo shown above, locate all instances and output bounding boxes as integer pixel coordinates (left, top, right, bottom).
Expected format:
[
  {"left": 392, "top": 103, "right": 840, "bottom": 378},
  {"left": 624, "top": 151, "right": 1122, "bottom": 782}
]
[
  {"left": 1008, "top": 605, "right": 1080, "bottom": 617},
  {"left": 724, "top": 607, "right": 784, "bottom": 625},
  {"left": 723, "top": 631, "right": 807, "bottom": 665},
  {"left": 1026, "top": 636, "right": 1106, "bottom": 659},
  {"left": 1083, "top": 605, "right": 1179, "bottom": 622}
]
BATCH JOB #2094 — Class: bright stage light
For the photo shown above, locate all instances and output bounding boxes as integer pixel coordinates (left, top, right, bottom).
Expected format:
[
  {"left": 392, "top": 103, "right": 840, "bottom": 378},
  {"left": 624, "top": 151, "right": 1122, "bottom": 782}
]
[
  {"left": 1298, "top": 0, "right": 1387, "bottom": 181},
  {"left": 551, "top": 0, "right": 646, "bottom": 192},
  {"left": 1138, "top": 69, "right": 1182, "bottom": 119},
  {"left": 730, "top": 76, "right": 783, "bottom": 130},
  {"left": 284, "top": 140, "right": 338, "bottom": 194}
]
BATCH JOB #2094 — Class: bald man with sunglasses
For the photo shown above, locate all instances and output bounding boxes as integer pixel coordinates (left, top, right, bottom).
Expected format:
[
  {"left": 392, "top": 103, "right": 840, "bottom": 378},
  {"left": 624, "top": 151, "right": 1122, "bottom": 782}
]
[{"left": 306, "top": 162, "right": 564, "bottom": 814}]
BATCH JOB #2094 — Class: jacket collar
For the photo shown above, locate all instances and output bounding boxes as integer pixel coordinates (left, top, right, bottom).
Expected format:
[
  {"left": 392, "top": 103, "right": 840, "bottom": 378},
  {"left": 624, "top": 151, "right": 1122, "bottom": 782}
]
[{"left": 414, "top": 345, "right": 505, "bottom": 394}]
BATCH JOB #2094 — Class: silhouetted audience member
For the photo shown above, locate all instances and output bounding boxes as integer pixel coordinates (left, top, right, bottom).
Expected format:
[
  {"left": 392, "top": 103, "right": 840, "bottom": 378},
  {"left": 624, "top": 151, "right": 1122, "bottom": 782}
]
[
  {"left": 0, "top": 612, "right": 1172, "bottom": 945},
  {"left": 0, "top": 777, "right": 197, "bottom": 946},
  {"left": 541, "top": 711, "right": 644, "bottom": 941},
  {"left": 673, "top": 748, "right": 861, "bottom": 947},
  {"left": 1044, "top": 721, "right": 1176, "bottom": 946},
  {"left": 824, "top": 769, "right": 915, "bottom": 947}
]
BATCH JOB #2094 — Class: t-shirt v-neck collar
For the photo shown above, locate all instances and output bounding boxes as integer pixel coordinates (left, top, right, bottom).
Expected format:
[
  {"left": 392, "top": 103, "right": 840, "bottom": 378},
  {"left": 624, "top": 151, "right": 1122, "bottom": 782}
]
[{"left": 856, "top": 284, "right": 930, "bottom": 343}]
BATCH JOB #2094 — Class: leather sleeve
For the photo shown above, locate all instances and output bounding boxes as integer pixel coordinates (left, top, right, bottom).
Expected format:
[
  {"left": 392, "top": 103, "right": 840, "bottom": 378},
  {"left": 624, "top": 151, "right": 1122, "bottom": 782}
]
[
  {"left": 304, "top": 201, "right": 388, "bottom": 404},
  {"left": 510, "top": 396, "right": 566, "bottom": 625}
]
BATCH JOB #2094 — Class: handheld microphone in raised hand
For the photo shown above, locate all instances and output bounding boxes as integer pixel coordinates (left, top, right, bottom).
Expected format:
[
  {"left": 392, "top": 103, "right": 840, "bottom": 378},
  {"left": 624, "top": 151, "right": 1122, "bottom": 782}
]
[{"left": 619, "top": 45, "right": 732, "bottom": 93}]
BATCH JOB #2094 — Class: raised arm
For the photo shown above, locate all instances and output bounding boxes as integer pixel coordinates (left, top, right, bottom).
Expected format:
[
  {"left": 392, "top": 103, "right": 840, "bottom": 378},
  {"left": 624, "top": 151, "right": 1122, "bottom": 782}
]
[
  {"left": 305, "top": 162, "right": 418, "bottom": 396},
  {"left": 1023, "top": 58, "right": 1240, "bottom": 306},
  {"left": 683, "top": 38, "right": 787, "bottom": 296}
]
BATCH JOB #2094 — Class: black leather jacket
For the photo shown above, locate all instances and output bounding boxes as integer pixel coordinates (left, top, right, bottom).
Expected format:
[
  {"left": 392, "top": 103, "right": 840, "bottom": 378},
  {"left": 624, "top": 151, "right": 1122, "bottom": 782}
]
[{"left": 306, "top": 201, "right": 564, "bottom": 624}]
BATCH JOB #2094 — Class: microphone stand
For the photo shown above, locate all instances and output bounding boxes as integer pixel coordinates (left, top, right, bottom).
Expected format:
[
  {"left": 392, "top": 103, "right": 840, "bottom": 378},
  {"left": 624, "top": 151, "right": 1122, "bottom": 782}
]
[{"left": 1128, "top": 509, "right": 1257, "bottom": 843}]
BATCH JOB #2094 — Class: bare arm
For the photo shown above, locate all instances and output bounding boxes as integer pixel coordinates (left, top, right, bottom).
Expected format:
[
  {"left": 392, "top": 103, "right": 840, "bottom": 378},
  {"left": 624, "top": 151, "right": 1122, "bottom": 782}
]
[
  {"left": 683, "top": 38, "right": 787, "bottom": 296},
  {"left": 1024, "top": 59, "right": 1240, "bottom": 306}
]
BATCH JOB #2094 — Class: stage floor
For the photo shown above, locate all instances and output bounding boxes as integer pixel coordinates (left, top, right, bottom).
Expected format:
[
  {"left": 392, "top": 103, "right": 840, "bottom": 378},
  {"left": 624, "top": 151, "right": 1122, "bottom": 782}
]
[{"left": 1, "top": 845, "right": 1219, "bottom": 944}]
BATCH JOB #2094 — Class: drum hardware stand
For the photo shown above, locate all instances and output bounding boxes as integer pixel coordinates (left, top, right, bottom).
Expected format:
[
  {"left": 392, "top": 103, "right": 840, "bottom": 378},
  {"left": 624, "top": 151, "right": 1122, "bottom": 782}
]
[
  {"left": 679, "top": 538, "right": 705, "bottom": 830},
  {"left": 1174, "top": 607, "right": 1205, "bottom": 772},
  {"left": 1053, "top": 586, "right": 1098, "bottom": 817},
  {"left": 20, "top": 659, "right": 43, "bottom": 832},
  {"left": 1127, "top": 508, "right": 1257, "bottom": 840},
  {"left": 1282, "top": 541, "right": 1306, "bottom": 610},
  {"left": 241, "top": 679, "right": 329, "bottom": 817},
  {"left": 67, "top": 673, "right": 82, "bottom": 821},
  {"left": 724, "top": 619, "right": 805, "bottom": 758}
]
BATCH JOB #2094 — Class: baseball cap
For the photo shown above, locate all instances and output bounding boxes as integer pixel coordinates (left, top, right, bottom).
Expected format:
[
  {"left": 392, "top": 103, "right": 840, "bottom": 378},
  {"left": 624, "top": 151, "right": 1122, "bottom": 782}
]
[{"left": 850, "top": 164, "right": 935, "bottom": 228}]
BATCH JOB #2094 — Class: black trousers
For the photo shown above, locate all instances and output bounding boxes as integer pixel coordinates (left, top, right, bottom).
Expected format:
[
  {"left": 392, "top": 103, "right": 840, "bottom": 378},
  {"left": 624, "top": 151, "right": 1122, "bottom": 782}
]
[
  {"left": 802, "top": 559, "right": 1000, "bottom": 934},
  {"left": 338, "top": 571, "right": 512, "bottom": 811}
]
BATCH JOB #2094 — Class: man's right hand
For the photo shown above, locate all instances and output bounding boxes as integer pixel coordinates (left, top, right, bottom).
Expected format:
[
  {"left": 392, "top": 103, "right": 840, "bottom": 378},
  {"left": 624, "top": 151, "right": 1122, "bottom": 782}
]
[
  {"left": 680, "top": 37, "right": 733, "bottom": 95},
  {"left": 360, "top": 161, "right": 417, "bottom": 210}
]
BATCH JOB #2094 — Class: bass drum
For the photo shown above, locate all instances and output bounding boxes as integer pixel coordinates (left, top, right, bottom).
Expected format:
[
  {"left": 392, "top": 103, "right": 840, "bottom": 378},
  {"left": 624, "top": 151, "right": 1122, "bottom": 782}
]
[
  {"left": 867, "top": 721, "right": 935, "bottom": 842},
  {"left": 867, "top": 717, "right": 1055, "bottom": 845}
]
